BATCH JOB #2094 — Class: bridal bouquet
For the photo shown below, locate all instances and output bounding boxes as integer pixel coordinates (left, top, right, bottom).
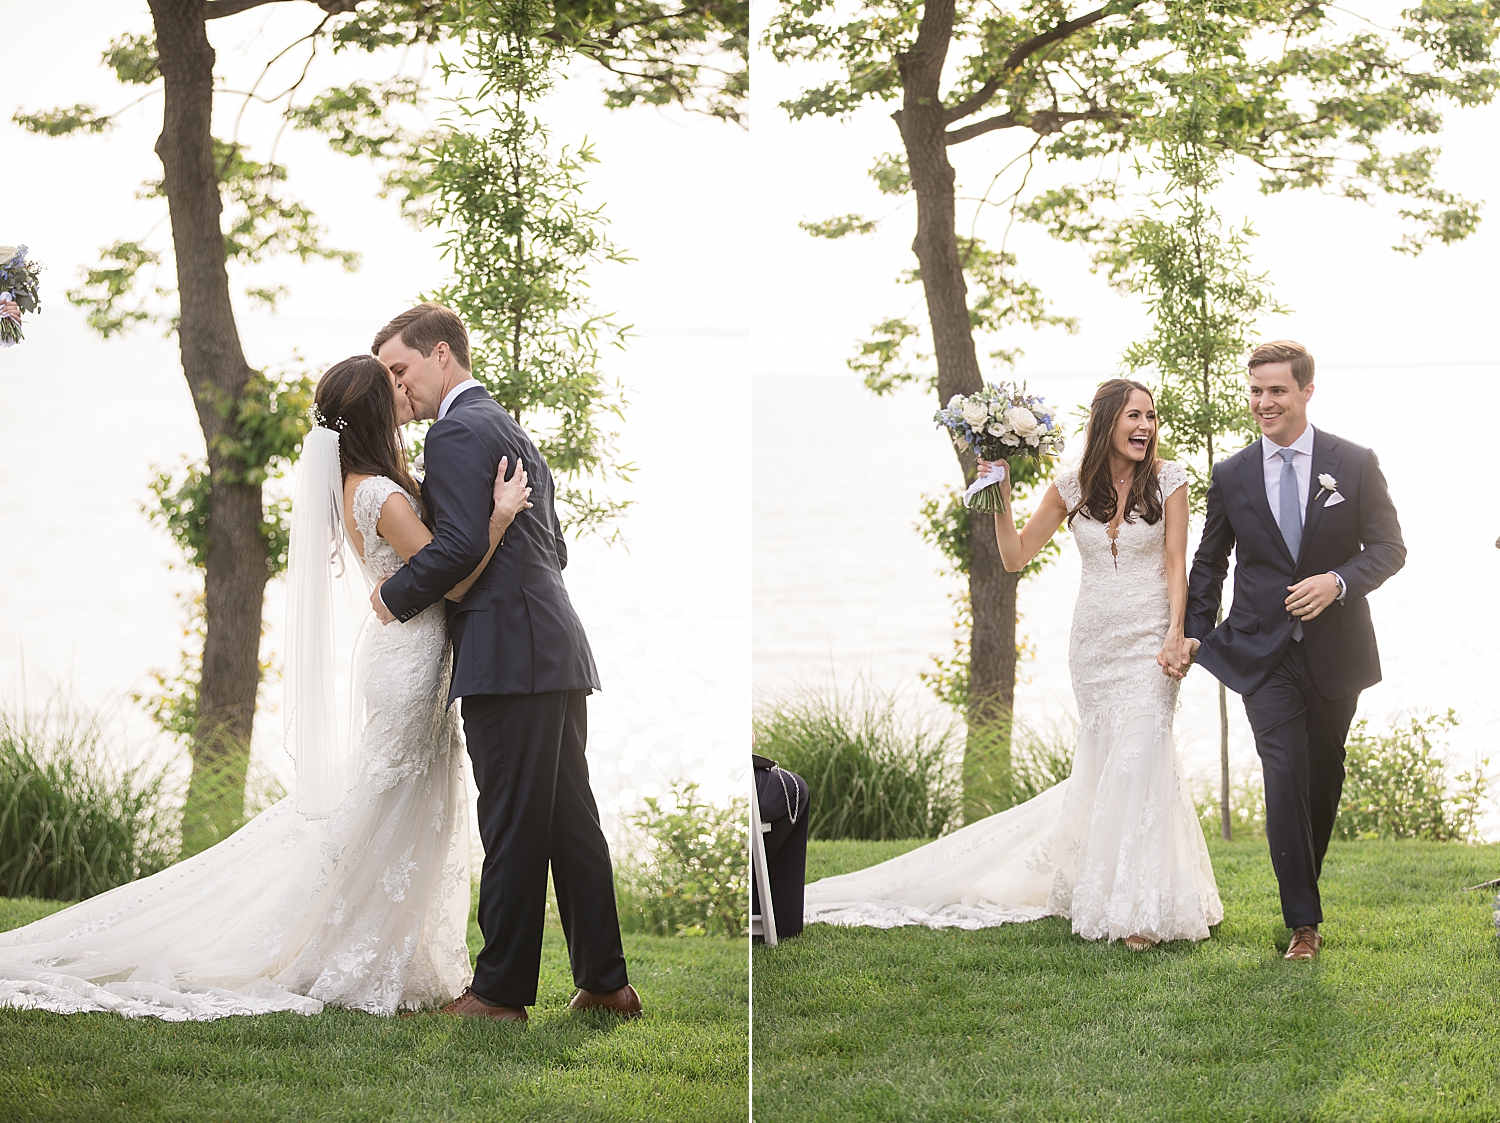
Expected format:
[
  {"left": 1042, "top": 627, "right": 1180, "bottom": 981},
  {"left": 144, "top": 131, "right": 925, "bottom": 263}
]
[
  {"left": 934, "top": 382, "right": 1064, "bottom": 512},
  {"left": 0, "top": 245, "right": 41, "bottom": 347}
]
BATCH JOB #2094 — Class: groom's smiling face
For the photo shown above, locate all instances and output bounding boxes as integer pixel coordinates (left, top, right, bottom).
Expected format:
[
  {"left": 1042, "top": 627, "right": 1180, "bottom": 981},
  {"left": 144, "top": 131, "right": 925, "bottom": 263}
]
[{"left": 1248, "top": 362, "right": 1314, "bottom": 446}]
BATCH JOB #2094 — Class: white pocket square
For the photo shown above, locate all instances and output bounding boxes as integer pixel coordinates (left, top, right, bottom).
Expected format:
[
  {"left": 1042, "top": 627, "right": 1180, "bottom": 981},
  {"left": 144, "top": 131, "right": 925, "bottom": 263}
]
[{"left": 1324, "top": 492, "right": 1345, "bottom": 507}]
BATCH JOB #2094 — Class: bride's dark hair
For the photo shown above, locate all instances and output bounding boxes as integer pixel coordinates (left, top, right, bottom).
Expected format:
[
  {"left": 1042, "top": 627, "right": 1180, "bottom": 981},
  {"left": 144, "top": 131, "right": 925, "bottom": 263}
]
[
  {"left": 1068, "top": 378, "right": 1163, "bottom": 529},
  {"left": 313, "top": 356, "right": 425, "bottom": 518}
]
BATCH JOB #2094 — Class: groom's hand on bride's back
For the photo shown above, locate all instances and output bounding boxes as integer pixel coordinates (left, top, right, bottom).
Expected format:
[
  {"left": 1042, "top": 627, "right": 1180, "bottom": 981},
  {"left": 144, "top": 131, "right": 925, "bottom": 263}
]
[{"left": 371, "top": 580, "right": 397, "bottom": 625}]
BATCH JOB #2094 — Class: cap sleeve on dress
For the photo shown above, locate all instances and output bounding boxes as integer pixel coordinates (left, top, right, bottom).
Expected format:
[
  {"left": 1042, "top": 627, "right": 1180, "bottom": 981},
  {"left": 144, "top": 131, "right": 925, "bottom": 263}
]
[
  {"left": 1055, "top": 468, "right": 1082, "bottom": 509},
  {"left": 352, "top": 475, "right": 408, "bottom": 548},
  {"left": 1157, "top": 460, "right": 1189, "bottom": 500}
]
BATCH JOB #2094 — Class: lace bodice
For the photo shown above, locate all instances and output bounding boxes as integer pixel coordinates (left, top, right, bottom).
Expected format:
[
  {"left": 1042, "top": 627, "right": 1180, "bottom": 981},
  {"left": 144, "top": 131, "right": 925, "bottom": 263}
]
[
  {"left": 1055, "top": 460, "right": 1188, "bottom": 722},
  {"left": 352, "top": 475, "right": 420, "bottom": 583},
  {"left": 800, "top": 456, "right": 1222, "bottom": 944}
]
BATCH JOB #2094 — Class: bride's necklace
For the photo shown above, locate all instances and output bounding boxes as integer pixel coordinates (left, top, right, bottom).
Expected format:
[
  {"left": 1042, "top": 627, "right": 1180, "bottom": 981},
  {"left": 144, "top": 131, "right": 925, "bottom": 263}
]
[{"left": 1109, "top": 469, "right": 1131, "bottom": 568}]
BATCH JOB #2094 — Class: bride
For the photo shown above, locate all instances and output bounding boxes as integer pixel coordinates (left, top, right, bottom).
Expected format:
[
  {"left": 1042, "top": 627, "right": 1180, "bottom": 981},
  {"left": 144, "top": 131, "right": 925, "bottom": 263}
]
[
  {"left": 0, "top": 355, "right": 531, "bottom": 1018},
  {"left": 804, "top": 379, "right": 1223, "bottom": 949}
]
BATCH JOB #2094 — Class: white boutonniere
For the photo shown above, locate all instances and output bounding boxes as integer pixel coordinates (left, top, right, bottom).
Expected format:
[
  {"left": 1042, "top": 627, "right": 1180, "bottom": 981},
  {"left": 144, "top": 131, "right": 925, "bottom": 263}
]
[
  {"left": 1316, "top": 472, "right": 1344, "bottom": 507},
  {"left": 414, "top": 451, "right": 425, "bottom": 474}
]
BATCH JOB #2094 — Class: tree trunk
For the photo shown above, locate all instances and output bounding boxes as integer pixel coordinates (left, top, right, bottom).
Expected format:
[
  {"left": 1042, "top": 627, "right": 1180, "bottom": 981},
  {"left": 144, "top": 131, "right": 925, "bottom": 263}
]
[
  {"left": 150, "top": 0, "right": 267, "bottom": 856},
  {"left": 895, "top": 0, "right": 1017, "bottom": 821}
]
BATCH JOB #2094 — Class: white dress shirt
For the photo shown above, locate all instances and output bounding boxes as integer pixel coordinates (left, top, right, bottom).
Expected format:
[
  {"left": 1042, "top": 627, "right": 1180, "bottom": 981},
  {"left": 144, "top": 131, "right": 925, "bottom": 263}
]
[
  {"left": 1261, "top": 422, "right": 1315, "bottom": 522},
  {"left": 438, "top": 378, "right": 483, "bottom": 420},
  {"left": 1261, "top": 422, "right": 1346, "bottom": 603}
]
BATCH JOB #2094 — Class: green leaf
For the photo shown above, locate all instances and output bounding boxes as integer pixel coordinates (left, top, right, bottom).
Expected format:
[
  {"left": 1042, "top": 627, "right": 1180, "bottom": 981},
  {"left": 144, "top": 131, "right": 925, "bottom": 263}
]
[
  {"left": 800, "top": 213, "right": 879, "bottom": 238},
  {"left": 12, "top": 104, "right": 113, "bottom": 136},
  {"left": 103, "top": 32, "right": 160, "bottom": 86}
]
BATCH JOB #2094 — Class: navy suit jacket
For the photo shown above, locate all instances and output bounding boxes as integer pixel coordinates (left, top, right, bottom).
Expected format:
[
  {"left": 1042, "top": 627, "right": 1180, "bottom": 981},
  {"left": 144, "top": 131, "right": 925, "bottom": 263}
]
[
  {"left": 379, "top": 385, "right": 601, "bottom": 701},
  {"left": 1186, "top": 429, "right": 1405, "bottom": 698}
]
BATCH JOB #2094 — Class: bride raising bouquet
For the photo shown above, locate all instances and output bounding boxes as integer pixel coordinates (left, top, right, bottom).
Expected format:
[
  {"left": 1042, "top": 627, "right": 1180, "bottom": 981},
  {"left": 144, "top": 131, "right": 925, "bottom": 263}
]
[{"left": 934, "top": 382, "right": 1064, "bottom": 512}]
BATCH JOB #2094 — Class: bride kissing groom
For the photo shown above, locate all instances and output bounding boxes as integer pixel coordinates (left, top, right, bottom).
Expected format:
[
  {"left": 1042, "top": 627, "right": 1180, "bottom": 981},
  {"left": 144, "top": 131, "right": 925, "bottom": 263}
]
[
  {"left": 0, "top": 302, "right": 638, "bottom": 1022},
  {"left": 803, "top": 339, "right": 1404, "bottom": 961}
]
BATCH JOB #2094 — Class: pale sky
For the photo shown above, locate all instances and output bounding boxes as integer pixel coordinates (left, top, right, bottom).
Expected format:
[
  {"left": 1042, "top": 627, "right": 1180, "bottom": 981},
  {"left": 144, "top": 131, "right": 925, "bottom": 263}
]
[
  {"left": 749, "top": 5, "right": 1500, "bottom": 380},
  {"left": 0, "top": 4, "right": 749, "bottom": 825}
]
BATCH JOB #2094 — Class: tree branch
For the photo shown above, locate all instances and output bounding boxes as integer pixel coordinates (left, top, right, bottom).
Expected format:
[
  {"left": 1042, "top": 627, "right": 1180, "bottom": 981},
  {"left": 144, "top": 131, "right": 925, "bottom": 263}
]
[
  {"left": 943, "top": 1, "right": 1143, "bottom": 125},
  {"left": 203, "top": 0, "right": 359, "bottom": 20},
  {"left": 946, "top": 107, "right": 1118, "bottom": 145}
]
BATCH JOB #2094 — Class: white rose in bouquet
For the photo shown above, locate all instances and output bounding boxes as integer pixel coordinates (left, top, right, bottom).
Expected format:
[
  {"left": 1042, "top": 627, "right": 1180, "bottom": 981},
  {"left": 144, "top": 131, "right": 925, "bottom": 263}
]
[
  {"left": 948, "top": 394, "right": 965, "bottom": 410},
  {"left": 0, "top": 247, "right": 16, "bottom": 263},
  {"left": 961, "top": 400, "right": 991, "bottom": 429},
  {"left": 1006, "top": 406, "right": 1040, "bottom": 438}
]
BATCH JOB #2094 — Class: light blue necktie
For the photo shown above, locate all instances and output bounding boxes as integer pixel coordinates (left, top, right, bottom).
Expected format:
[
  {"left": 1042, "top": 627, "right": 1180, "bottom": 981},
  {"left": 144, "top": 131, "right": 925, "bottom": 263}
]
[{"left": 1277, "top": 447, "right": 1303, "bottom": 640}]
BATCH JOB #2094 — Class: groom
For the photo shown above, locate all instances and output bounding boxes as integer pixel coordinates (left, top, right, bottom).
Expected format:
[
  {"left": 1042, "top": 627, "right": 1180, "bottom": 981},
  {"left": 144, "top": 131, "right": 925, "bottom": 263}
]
[
  {"left": 1181, "top": 340, "right": 1405, "bottom": 960},
  {"left": 369, "top": 302, "right": 638, "bottom": 1021}
]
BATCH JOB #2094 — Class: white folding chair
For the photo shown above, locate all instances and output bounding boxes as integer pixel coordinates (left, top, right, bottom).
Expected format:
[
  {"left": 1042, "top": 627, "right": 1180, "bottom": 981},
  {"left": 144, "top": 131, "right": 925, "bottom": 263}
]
[{"left": 750, "top": 788, "right": 778, "bottom": 946}]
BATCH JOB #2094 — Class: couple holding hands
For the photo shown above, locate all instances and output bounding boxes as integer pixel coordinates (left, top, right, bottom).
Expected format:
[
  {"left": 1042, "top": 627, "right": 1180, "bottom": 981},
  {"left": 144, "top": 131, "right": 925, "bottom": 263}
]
[{"left": 805, "top": 339, "right": 1404, "bottom": 960}]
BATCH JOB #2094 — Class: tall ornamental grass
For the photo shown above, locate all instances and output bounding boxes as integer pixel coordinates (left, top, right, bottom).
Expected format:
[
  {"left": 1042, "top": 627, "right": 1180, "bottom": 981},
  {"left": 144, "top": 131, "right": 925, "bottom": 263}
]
[
  {"left": 0, "top": 701, "right": 181, "bottom": 900},
  {"left": 753, "top": 685, "right": 961, "bottom": 841}
]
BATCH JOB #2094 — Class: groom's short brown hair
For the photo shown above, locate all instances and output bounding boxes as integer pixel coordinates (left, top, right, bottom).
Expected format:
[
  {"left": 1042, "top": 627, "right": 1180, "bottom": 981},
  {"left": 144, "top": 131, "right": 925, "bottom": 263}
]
[
  {"left": 372, "top": 302, "right": 472, "bottom": 371},
  {"left": 1247, "top": 339, "right": 1314, "bottom": 388}
]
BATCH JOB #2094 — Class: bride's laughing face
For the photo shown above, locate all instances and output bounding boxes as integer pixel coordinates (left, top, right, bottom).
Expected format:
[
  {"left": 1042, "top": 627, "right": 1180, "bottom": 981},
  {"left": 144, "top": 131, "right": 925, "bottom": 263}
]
[
  {"left": 1112, "top": 389, "right": 1156, "bottom": 463},
  {"left": 388, "top": 366, "right": 416, "bottom": 425}
]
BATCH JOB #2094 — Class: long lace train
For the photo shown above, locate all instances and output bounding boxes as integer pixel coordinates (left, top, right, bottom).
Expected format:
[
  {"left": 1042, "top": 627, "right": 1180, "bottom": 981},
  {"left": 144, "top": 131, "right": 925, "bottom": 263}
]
[
  {"left": 804, "top": 461, "right": 1223, "bottom": 942},
  {"left": 0, "top": 475, "right": 473, "bottom": 1019}
]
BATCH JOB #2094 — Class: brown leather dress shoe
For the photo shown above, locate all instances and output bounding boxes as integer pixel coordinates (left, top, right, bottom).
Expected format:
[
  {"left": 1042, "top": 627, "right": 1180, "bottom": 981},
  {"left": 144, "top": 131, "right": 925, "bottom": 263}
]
[
  {"left": 440, "top": 987, "right": 528, "bottom": 1021},
  {"left": 1284, "top": 925, "right": 1323, "bottom": 960},
  {"left": 568, "top": 984, "right": 642, "bottom": 1018}
]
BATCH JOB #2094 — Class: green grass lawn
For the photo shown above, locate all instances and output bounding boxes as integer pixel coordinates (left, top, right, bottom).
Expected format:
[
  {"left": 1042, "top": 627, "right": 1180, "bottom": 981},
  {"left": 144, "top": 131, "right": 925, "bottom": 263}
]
[
  {"left": 0, "top": 896, "right": 747, "bottom": 1122},
  {"left": 753, "top": 837, "right": 1500, "bottom": 1123}
]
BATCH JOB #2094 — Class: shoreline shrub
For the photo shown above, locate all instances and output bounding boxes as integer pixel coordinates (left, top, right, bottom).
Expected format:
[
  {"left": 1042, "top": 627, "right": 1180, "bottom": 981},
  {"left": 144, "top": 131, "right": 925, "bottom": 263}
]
[
  {"left": 0, "top": 700, "right": 181, "bottom": 900},
  {"left": 1336, "top": 709, "right": 1487, "bottom": 843},
  {"left": 615, "top": 782, "right": 748, "bottom": 938}
]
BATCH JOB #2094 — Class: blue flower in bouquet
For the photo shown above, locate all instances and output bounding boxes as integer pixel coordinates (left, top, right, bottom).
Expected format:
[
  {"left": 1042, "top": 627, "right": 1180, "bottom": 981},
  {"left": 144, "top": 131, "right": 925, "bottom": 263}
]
[
  {"left": 934, "top": 381, "right": 1065, "bottom": 512},
  {"left": 0, "top": 244, "right": 43, "bottom": 346}
]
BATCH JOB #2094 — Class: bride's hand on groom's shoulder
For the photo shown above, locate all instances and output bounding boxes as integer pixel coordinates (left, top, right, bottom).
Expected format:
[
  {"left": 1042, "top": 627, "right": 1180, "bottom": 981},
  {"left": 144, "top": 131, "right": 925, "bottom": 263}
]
[{"left": 492, "top": 457, "right": 533, "bottom": 527}]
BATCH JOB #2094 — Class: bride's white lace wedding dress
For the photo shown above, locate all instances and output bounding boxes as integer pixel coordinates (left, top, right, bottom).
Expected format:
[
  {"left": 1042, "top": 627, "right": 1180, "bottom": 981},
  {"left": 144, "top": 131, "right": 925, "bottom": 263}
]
[
  {"left": 0, "top": 476, "right": 473, "bottom": 1019},
  {"left": 804, "top": 461, "right": 1223, "bottom": 943}
]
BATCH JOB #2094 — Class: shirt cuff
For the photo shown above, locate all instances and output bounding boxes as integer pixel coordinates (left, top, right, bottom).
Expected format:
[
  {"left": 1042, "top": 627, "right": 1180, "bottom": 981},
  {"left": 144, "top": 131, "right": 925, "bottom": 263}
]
[{"left": 1330, "top": 571, "right": 1347, "bottom": 603}]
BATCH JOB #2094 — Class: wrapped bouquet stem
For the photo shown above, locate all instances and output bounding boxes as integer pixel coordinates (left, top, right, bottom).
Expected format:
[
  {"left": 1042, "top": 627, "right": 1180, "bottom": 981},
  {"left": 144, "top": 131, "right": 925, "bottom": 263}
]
[{"left": 934, "top": 382, "right": 1064, "bottom": 513}]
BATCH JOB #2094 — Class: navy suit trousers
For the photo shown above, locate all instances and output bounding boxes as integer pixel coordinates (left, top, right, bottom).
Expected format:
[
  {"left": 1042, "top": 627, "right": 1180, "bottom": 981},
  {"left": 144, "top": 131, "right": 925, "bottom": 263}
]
[
  {"left": 1241, "top": 642, "right": 1359, "bottom": 929},
  {"left": 460, "top": 690, "right": 628, "bottom": 1006}
]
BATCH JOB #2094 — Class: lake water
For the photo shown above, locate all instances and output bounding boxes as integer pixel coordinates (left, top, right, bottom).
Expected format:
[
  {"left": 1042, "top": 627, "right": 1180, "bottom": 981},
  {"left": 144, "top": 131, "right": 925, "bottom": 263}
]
[
  {"left": 754, "top": 369, "right": 1500, "bottom": 834},
  {"left": 0, "top": 314, "right": 749, "bottom": 841}
]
